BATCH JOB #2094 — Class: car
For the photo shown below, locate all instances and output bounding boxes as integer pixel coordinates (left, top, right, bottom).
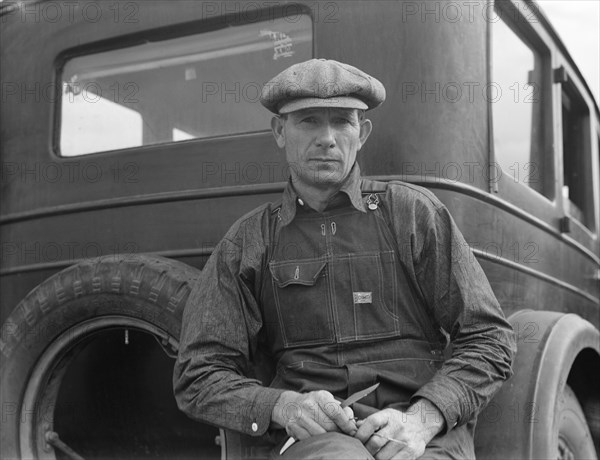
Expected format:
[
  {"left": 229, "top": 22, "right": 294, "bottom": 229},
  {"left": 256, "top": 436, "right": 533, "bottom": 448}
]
[{"left": 1, "top": 1, "right": 598, "bottom": 458}]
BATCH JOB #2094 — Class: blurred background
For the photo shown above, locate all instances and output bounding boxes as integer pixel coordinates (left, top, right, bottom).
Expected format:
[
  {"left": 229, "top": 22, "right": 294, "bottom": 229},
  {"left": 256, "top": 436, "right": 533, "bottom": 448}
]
[{"left": 539, "top": 0, "right": 599, "bottom": 102}]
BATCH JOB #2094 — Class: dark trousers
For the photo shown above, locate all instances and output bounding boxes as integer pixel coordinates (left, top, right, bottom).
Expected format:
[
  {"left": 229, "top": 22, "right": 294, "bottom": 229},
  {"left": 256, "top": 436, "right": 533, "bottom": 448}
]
[{"left": 272, "top": 429, "right": 475, "bottom": 460}]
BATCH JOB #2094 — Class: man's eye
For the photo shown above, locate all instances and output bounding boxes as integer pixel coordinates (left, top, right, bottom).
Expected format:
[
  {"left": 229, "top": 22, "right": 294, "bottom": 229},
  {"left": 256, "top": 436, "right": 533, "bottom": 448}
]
[
  {"left": 301, "top": 117, "right": 317, "bottom": 123},
  {"left": 334, "top": 118, "right": 352, "bottom": 125}
]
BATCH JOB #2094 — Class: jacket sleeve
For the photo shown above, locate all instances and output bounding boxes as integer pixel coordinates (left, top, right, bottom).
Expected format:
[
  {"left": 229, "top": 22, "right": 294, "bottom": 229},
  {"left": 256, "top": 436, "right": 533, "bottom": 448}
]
[
  {"left": 407, "top": 195, "right": 517, "bottom": 432},
  {"left": 173, "top": 222, "right": 285, "bottom": 436}
]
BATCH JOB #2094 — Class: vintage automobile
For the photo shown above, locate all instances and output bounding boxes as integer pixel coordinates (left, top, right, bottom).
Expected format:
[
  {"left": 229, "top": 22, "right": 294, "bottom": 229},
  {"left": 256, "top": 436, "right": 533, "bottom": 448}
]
[{"left": 1, "top": 0, "right": 598, "bottom": 458}]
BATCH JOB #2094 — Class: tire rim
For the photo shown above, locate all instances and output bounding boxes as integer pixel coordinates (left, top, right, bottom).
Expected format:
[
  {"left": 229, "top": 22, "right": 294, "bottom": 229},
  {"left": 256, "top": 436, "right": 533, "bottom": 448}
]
[{"left": 19, "top": 315, "right": 179, "bottom": 459}]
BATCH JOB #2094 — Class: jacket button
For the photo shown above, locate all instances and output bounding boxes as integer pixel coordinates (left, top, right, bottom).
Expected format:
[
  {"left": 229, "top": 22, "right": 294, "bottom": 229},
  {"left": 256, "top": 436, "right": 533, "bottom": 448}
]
[{"left": 251, "top": 422, "right": 258, "bottom": 432}]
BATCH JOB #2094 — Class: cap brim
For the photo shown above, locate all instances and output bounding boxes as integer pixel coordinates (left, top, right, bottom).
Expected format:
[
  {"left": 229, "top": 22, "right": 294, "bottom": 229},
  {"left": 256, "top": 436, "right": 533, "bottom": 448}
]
[{"left": 278, "top": 96, "right": 368, "bottom": 114}]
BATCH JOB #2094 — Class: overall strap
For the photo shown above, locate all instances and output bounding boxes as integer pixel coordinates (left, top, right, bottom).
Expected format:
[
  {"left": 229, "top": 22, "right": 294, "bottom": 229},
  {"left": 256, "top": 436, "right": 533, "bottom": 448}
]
[{"left": 360, "top": 178, "right": 388, "bottom": 194}]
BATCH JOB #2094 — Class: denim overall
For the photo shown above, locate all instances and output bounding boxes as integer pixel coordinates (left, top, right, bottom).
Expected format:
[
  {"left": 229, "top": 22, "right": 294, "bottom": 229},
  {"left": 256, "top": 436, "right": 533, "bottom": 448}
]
[{"left": 259, "top": 180, "right": 448, "bottom": 411}]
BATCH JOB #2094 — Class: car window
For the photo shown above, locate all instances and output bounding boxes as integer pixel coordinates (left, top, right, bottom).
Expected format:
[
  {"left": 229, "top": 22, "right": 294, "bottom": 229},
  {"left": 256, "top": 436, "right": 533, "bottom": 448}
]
[
  {"left": 60, "top": 14, "right": 312, "bottom": 156},
  {"left": 491, "top": 5, "right": 550, "bottom": 197}
]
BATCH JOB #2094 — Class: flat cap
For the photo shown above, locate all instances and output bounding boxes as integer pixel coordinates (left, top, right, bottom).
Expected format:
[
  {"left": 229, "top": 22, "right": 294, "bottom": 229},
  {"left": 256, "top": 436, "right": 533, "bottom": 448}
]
[{"left": 260, "top": 59, "right": 386, "bottom": 114}]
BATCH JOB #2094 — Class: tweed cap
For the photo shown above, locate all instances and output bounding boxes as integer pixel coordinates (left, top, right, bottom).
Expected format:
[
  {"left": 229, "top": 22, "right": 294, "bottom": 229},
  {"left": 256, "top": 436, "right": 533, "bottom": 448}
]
[{"left": 260, "top": 59, "right": 386, "bottom": 114}]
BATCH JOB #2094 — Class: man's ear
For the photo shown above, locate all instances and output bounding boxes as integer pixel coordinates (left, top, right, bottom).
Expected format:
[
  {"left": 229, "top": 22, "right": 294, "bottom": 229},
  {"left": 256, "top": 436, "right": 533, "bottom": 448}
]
[
  {"left": 357, "top": 118, "right": 373, "bottom": 150},
  {"left": 271, "top": 116, "right": 286, "bottom": 148}
]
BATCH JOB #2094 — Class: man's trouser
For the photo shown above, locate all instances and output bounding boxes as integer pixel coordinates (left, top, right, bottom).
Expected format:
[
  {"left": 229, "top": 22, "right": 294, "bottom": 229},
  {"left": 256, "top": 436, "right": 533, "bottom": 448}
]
[{"left": 271, "top": 426, "right": 476, "bottom": 460}]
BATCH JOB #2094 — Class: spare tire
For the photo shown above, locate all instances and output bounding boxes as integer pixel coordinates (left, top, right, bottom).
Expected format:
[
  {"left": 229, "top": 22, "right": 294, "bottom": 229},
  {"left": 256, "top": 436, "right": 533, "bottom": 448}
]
[{"left": 0, "top": 254, "right": 202, "bottom": 459}]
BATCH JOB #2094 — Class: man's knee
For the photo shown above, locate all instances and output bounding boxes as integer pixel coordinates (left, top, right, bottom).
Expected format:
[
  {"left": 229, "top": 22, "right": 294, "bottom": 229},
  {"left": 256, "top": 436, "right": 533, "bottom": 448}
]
[{"left": 280, "top": 432, "right": 373, "bottom": 460}]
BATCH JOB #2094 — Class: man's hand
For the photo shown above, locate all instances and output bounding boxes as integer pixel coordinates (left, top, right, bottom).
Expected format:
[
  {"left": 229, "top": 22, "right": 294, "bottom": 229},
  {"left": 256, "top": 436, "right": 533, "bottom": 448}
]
[
  {"left": 271, "top": 390, "right": 357, "bottom": 440},
  {"left": 354, "top": 399, "right": 445, "bottom": 460}
]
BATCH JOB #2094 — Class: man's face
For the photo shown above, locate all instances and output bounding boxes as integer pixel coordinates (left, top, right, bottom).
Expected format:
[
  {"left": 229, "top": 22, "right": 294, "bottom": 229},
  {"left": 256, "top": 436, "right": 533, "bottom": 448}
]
[{"left": 271, "top": 107, "right": 372, "bottom": 189}]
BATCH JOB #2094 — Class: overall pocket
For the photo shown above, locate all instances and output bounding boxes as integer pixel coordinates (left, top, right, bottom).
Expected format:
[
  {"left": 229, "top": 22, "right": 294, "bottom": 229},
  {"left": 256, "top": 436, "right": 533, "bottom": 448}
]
[
  {"left": 269, "top": 258, "right": 335, "bottom": 347},
  {"left": 343, "top": 251, "right": 400, "bottom": 340}
]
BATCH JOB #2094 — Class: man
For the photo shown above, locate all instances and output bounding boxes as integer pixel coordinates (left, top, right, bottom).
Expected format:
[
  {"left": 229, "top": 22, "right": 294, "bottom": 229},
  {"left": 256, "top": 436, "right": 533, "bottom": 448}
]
[{"left": 174, "top": 59, "right": 516, "bottom": 459}]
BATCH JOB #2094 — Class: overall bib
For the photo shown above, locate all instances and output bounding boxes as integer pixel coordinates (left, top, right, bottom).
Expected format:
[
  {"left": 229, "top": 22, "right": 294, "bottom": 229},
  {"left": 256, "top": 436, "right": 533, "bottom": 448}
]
[{"left": 260, "top": 181, "right": 447, "bottom": 411}]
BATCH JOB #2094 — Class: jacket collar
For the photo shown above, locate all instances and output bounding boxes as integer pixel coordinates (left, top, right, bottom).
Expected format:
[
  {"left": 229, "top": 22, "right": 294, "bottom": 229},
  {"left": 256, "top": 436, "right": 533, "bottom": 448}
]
[{"left": 279, "top": 163, "right": 366, "bottom": 226}]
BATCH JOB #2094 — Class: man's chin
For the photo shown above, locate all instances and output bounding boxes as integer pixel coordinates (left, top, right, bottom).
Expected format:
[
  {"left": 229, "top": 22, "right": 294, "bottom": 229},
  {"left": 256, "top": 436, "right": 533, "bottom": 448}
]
[
  {"left": 308, "top": 168, "right": 344, "bottom": 185},
  {"left": 312, "top": 174, "right": 344, "bottom": 186},
  {"left": 290, "top": 166, "right": 347, "bottom": 188}
]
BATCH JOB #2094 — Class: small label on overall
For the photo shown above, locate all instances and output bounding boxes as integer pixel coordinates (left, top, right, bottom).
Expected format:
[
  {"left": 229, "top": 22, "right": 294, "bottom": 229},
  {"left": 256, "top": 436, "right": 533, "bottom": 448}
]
[{"left": 353, "top": 292, "right": 372, "bottom": 304}]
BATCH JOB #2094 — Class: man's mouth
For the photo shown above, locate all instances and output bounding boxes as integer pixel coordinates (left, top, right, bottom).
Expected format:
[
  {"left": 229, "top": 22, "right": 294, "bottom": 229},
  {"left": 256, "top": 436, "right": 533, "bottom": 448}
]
[{"left": 308, "top": 158, "right": 339, "bottom": 163}]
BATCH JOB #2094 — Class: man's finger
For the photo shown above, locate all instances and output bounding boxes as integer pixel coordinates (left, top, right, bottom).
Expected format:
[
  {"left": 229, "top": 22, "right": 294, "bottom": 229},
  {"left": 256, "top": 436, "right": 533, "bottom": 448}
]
[
  {"left": 321, "top": 401, "right": 357, "bottom": 434},
  {"left": 297, "top": 414, "right": 328, "bottom": 437},
  {"left": 373, "top": 435, "right": 406, "bottom": 460},
  {"left": 355, "top": 412, "right": 387, "bottom": 443},
  {"left": 343, "top": 405, "right": 355, "bottom": 421},
  {"left": 390, "top": 446, "right": 418, "bottom": 460},
  {"left": 285, "top": 423, "right": 311, "bottom": 441},
  {"left": 364, "top": 432, "right": 388, "bottom": 456}
]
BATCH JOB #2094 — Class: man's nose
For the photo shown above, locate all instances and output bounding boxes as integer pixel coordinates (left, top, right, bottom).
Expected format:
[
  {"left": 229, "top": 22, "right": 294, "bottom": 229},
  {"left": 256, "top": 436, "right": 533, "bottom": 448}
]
[{"left": 315, "top": 124, "right": 336, "bottom": 148}]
